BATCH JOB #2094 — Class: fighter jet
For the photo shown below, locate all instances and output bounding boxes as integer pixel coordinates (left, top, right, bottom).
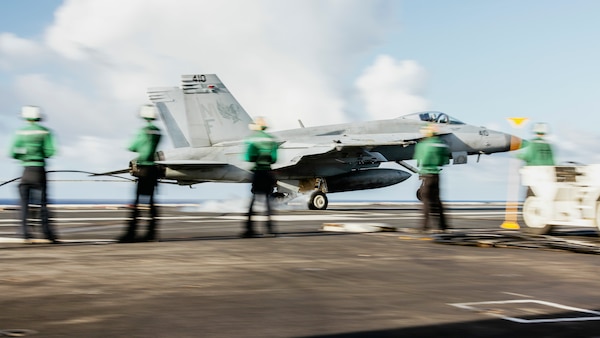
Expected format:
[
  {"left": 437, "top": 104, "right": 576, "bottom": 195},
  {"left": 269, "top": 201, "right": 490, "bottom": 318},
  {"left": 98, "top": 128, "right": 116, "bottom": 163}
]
[{"left": 120, "top": 74, "right": 521, "bottom": 210}]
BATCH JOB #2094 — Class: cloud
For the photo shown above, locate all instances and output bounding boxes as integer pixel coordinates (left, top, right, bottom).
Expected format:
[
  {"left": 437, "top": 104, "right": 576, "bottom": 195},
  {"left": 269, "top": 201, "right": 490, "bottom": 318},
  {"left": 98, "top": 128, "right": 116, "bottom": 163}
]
[
  {"left": 0, "top": 32, "right": 41, "bottom": 57},
  {"left": 355, "top": 55, "right": 429, "bottom": 119},
  {"left": 0, "top": 32, "right": 44, "bottom": 70},
  {"left": 59, "top": 135, "right": 132, "bottom": 171},
  {"left": 39, "top": 0, "right": 403, "bottom": 130},
  {"left": 1, "top": 0, "right": 417, "bottom": 130}
]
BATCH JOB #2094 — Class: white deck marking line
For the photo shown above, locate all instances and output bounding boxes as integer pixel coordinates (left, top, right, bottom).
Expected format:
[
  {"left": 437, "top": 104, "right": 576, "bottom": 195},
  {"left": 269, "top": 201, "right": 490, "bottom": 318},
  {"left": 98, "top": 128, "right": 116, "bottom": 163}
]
[
  {"left": 450, "top": 299, "right": 600, "bottom": 324},
  {"left": 502, "top": 292, "right": 534, "bottom": 298}
]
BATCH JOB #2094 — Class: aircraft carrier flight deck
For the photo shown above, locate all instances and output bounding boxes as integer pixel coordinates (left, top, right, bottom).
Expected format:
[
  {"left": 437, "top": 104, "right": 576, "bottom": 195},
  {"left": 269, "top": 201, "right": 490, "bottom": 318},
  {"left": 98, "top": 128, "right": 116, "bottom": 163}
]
[{"left": 1, "top": 202, "right": 600, "bottom": 338}]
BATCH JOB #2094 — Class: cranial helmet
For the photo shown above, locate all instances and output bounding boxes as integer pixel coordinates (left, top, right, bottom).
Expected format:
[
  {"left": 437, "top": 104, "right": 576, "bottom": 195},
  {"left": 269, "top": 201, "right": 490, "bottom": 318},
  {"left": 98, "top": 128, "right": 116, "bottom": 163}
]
[
  {"left": 21, "top": 106, "right": 42, "bottom": 121},
  {"left": 532, "top": 122, "right": 549, "bottom": 135},
  {"left": 140, "top": 104, "right": 158, "bottom": 120},
  {"left": 249, "top": 116, "right": 268, "bottom": 131}
]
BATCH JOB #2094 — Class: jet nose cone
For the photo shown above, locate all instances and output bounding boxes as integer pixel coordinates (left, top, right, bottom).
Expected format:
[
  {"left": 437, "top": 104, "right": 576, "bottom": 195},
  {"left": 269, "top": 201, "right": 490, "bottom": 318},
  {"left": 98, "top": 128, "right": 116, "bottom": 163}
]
[
  {"left": 485, "top": 131, "right": 523, "bottom": 153},
  {"left": 509, "top": 134, "right": 523, "bottom": 151}
]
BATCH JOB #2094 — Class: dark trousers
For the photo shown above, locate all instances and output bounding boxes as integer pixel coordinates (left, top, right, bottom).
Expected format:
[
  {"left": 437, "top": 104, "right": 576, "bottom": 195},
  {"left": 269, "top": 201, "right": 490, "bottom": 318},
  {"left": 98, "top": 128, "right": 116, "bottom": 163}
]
[
  {"left": 420, "top": 174, "right": 447, "bottom": 231},
  {"left": 19, "top": 166, "right": 57, "bottom": 240},
  {"left": 246, "top": 170, "right": 276, "bottom": 234},
  {"left": 121, "top": 166, "right": 159, "bottom": 241}
]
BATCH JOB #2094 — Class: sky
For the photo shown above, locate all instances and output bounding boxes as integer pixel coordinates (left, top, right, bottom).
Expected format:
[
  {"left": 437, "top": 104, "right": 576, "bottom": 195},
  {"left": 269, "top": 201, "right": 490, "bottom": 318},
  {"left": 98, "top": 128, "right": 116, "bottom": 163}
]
[{"left": 1, "top": 0, "right": 600, "bottom": 203}]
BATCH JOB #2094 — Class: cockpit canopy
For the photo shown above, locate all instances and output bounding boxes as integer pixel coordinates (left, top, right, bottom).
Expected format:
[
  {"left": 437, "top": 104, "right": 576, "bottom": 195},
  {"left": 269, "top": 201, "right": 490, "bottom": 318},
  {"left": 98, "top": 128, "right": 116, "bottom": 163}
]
[{"left": 400, "top": 111, "right": 465, "bottom": 125}]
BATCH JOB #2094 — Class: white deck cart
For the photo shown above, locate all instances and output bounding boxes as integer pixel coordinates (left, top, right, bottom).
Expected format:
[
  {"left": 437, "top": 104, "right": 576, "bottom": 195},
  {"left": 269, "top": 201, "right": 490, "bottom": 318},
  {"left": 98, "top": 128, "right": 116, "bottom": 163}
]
[{"left": 520, "top": 165, "right": 600, "bottom": 234}]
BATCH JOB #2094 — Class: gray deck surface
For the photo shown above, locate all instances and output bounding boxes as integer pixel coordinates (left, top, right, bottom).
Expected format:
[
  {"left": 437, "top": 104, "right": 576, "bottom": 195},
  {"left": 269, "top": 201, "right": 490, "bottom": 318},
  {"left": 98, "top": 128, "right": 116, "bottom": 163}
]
[{"left": 1, "top": 202, "right": 599, "bottom": 337}]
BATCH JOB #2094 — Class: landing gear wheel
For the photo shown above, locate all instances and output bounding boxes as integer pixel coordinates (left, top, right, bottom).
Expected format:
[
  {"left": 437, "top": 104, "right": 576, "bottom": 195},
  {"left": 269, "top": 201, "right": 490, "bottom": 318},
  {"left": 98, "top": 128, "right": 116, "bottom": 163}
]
[
  {"left": 522, "top": 196, "right": 552, "bottom": 234},
  {"left": 308, "top": 191, "right": 328, "bottom": 210}
]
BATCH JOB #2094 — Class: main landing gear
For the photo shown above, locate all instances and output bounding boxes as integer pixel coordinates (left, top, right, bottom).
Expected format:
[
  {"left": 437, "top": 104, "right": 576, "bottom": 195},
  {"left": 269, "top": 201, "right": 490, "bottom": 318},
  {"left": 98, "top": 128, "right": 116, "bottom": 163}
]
[{"left": 308, "top": 191, "right": 328, "bottom": 210}]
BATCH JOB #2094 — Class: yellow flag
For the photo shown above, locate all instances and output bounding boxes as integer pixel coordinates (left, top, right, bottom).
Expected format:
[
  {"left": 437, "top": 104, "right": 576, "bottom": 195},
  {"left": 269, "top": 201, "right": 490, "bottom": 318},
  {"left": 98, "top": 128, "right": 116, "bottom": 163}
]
[{"left": 507, "top": 117, "right": 529, "bottom": 128}]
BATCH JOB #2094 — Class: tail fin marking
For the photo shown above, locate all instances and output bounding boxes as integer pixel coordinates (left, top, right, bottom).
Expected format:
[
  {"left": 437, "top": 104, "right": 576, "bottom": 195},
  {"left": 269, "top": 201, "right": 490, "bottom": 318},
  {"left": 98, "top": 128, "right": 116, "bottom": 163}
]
[
  {"left": 181, "top": 74, "right": 253, "bottom": 145},
  {"left": 148, "top": 74, "right": 253, "bottom": 148}
]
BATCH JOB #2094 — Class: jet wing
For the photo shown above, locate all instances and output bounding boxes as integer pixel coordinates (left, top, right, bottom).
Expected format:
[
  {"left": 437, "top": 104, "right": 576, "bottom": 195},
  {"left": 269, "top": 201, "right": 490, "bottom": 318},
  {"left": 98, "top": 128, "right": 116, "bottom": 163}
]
[
  {"left": 275, "top": 133, "right": 426, "bottom": 171},
  {"left": 327, "top": 130, "right": 450, "bottom": 148},
  {"left": 331, "top": 133, "right": 423, "bottom": 148},
  {"left": 155, "top": 160, "right": 229, "bottom": 170}
]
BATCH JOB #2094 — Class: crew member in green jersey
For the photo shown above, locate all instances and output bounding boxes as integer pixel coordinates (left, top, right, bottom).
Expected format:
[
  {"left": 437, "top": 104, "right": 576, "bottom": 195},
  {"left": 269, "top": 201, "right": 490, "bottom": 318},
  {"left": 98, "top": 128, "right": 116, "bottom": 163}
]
[
  {"left": 517, "top": 123, "right": 555, "bottom": 166},
  {"left": 118, "top": 105, "right": 162, "bottom": 243},
  {"left": 413, "top": 124, "right": 451, "bottom": 232},
  {"left": 242, "top": 117, "right": 279, "bottom": 238},
  {"left": 9, "top": 106, "right": 59, "bottom": 243}
]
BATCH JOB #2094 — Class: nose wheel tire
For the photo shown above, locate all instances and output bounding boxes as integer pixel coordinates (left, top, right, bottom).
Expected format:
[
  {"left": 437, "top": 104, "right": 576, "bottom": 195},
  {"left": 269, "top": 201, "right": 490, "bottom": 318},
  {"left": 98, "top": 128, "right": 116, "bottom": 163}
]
[
  {"left": 308, "top": 191, "right": 328, "bottom": 210},
  {"left": 522, "top": 196, "right": 552, "bottom": 234}
]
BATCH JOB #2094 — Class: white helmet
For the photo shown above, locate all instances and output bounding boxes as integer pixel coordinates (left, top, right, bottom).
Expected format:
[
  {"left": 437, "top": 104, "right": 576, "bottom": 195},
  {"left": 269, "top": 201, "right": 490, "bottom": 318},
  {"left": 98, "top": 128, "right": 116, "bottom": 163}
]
[
  {"left": 139, "top": 104, "right": 158, "bottom": 120},
  {"left": 21, "top": 105, "right": 42, "bottom": 121},
  {"left": 532, "top": 122, "right": 549, "bottom": 135}
]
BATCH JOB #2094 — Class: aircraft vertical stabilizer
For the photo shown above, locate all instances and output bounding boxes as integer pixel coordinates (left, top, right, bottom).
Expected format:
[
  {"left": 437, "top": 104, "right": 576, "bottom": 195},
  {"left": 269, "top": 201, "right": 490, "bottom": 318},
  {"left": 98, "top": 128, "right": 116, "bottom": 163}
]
[
  {"left": 147, "top": 86, "right": 191, "bottom": 148},
  {"left": 180, "top": 74, "right": 253, "bottom": 146}
]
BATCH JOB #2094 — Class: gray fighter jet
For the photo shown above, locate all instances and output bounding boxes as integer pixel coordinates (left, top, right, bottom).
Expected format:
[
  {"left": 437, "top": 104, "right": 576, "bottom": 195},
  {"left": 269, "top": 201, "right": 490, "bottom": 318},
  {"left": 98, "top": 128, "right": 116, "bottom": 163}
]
[{"left": 123, "top": 74, "right": 521, "bottom": 210}]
